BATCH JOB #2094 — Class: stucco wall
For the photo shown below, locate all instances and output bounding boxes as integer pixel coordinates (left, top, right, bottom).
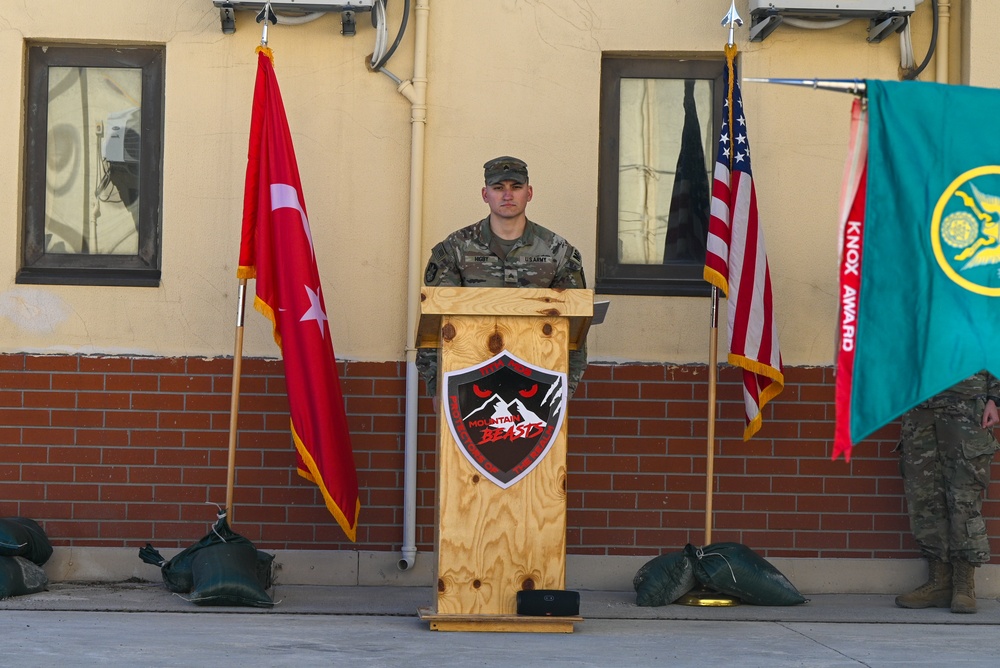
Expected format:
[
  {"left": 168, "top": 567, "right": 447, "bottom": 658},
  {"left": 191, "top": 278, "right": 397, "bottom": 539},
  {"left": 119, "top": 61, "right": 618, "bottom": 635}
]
[{"left": 0, "top": 1, "right": 956, "bottom": 367}]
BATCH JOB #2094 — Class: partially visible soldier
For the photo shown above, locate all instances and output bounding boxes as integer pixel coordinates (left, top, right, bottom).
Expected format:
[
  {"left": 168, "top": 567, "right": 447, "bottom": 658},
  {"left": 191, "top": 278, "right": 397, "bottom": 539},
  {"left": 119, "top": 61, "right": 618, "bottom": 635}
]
[
  {"left": 416, "top": 155, "right": 587, "bottom": 396},
  {"left": 895, "top": 370, "right": 1000, "bottom": 613}
]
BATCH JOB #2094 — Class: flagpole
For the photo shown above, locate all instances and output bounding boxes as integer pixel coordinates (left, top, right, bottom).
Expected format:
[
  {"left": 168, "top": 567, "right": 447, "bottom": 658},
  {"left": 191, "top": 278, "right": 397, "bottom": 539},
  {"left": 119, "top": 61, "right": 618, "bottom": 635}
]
[
  {"left": 705, "top": 289, "right": 719, "bottom": 545},
  {"left": 743, "top": 77, "right": 867, "bottom": 96},
  {"left": 224, "top": 4, "right": 277, "bottom": 524},
  {"left": 225, "top": 279, "right": 249, "bottom": 522},
  {"left": 703, "top": 0, "right": 743, "bottom": 547}
]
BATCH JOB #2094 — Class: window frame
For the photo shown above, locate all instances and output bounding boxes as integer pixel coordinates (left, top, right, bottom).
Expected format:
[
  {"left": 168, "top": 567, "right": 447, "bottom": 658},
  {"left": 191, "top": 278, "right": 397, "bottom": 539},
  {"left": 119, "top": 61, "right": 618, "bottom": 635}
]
[
  {"left": 19, "top": 45, "right": 165, "bottom": 287},
  {"left": 596, "top": 55, "right": 725, "bottom": 297}
]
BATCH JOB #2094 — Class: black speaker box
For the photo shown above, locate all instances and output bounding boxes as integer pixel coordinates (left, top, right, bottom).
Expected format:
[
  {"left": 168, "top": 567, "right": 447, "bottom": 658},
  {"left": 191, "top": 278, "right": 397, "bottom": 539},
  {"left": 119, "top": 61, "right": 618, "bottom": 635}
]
[{"left": 516, "top": 589, "right": 580, "bottom": 617}]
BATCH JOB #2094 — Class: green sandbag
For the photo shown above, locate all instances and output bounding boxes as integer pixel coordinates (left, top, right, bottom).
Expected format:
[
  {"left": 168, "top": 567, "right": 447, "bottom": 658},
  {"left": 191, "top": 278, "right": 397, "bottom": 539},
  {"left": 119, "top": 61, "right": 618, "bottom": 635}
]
[
  {"left": 138, "top": 514, "right": 274, "bottom": 594},
  {"left": 0, "top": 517, "right": 53, "bottom": 565},
  {"left": 685, "top": 542, "right": 805, "bottom": 606},
  {"left": 188, "top": 542, "right": 273, "bottom": 607},
  {"left": 0, "top": 555, "right": 48, "bottom": 599},
  {"left": 633, "top": 551, "right": 696, "bottom": 606}
]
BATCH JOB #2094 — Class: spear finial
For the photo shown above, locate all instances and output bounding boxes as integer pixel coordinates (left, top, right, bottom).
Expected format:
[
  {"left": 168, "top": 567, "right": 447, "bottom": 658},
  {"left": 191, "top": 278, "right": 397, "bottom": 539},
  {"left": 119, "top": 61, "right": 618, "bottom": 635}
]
[
  {"left": 722, "top": 0, "right": 743, "bottom": 47},
  {"left": 257, "top": 1, "right": 278, "bottom": 47}
]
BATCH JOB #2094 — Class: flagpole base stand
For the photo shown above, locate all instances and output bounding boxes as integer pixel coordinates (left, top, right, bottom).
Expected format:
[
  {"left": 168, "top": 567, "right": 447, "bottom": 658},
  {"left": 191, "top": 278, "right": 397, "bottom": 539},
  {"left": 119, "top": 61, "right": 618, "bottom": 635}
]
[
  {"left": 418, "top": 607, "right": 581, "bottom": 633},
  {"left": 676, "top": 590, "right": 741, "bottom": 607}
]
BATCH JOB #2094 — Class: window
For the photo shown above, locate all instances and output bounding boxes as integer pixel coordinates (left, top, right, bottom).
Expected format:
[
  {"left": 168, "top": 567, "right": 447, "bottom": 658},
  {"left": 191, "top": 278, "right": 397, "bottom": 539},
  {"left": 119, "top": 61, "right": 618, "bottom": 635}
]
[
  {"left": 597, "top": 56, "right": 724, "bottom": 296},
  {"left": 19, "top": 45, "right": 164, "bottom": 287}
]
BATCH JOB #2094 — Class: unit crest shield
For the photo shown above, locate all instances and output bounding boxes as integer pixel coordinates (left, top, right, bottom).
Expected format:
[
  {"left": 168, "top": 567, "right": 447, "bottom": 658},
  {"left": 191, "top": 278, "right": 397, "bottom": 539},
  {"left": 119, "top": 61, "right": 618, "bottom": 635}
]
[{"left": 442, "top": 351, "right": 567, "bottom": 489}]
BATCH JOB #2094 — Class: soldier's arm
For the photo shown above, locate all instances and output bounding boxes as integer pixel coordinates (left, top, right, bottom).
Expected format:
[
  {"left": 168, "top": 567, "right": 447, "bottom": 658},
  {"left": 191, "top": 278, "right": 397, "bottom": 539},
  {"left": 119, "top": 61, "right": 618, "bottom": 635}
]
[
  {"left": 552, "top": 244, "right": 587, "bottom": 395},
  {"left": 984, "top": 372, "right": 1000, "bottom": 428},
  {"left": 417, "top": 241, "right": 462, "bottom": 394},
  {"left": 551, "top": 246, "right": 586, "bottom": 290},
  {"left": 982, "top": 400, "right": 998, "bottom": 429},
  {"left": 568, "top": 343, "right": 587, "bottom": 398},
  {"left": 424, "top": 240, "right": 462, "bottom": 287},
  {"left": 986, "top": 371, "right": 1000, "bottom": 406}
]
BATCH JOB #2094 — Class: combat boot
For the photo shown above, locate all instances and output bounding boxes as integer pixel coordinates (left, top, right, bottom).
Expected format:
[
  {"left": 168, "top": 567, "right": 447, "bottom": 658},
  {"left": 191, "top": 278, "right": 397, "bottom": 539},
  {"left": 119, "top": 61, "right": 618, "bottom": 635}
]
[
  {"left": 895, "top": 559, "right": 952, "bottom": 608},
  {"left": 951, "top": 560, "right": 977, "bottom": 614}
]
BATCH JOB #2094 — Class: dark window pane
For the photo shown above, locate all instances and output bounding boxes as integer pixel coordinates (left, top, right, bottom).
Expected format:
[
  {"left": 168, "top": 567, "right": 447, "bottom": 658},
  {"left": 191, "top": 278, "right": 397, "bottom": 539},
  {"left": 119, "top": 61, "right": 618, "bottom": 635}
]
[
  {"left": 20, "top": 46, "right": 163, "bottom": 287},
  {"left": 597, "top": 57, "right": 724, "bottom": 296}
]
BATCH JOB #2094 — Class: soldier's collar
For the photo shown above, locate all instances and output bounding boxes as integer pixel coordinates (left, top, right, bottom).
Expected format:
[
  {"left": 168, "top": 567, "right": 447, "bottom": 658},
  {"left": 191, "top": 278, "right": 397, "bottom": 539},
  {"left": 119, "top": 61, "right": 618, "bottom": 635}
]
[{"left": 479, "top": 217, "right": 535, "bottom": 245}]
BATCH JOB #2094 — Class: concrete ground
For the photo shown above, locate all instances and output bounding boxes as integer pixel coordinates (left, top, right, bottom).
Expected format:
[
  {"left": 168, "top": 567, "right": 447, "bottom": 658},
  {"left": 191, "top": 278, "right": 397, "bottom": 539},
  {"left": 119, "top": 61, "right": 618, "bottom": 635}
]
[{"left": 3, "top": 582, "right": 1000, "bottom": 667}]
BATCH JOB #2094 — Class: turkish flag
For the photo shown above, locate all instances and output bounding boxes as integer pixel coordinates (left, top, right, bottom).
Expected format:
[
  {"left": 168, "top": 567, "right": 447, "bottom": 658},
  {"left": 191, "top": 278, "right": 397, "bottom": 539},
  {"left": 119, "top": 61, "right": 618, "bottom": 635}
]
[{"left": 238, "top": 48, "right": 359, "bottom": 541}]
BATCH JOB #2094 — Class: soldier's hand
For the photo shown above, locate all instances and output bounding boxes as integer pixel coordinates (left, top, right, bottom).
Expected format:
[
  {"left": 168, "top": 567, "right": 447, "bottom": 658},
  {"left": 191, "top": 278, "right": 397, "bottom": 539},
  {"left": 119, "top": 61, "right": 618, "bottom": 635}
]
[{"left": 982, "top": 399, "right": 999, "bottom": 428}]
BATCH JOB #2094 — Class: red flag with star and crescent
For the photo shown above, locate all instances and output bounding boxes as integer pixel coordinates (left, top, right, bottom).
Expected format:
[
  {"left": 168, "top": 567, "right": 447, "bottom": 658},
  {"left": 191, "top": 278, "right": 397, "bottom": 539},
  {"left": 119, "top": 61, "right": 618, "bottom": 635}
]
[{"left": 238, "top": 47, "right": 359, "bottom": 541}]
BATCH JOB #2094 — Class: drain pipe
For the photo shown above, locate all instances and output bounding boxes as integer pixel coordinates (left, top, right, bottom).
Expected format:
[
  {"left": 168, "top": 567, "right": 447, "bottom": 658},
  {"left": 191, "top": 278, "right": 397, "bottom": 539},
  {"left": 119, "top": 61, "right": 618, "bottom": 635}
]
[
  {"left": 935, "top": 0, "right": 949, "bottom": 83},
  {"left": 394, "top": 0, "right": 430, "bottom": 571}
]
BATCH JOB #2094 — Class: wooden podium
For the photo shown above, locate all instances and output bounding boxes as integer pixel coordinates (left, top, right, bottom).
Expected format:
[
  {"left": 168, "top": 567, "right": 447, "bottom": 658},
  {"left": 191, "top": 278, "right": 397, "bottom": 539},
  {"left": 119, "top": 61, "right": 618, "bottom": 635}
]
[{"left": 416, "top": 286, "right": 593, "bottom": 633}]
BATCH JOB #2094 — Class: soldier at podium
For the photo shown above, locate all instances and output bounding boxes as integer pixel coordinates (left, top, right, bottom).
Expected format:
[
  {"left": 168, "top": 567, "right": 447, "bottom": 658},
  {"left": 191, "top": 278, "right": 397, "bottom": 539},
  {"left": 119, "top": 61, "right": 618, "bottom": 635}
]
[{"left": 416, "top": 155, "right": 588, "bottom": 396}]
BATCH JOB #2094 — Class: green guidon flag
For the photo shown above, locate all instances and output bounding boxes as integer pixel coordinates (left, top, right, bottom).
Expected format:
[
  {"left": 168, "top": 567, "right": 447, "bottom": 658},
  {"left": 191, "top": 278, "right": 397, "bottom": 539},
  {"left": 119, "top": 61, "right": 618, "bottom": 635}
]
[{"left": 834, "top": 80, "right": 1000, "bottom": 460}]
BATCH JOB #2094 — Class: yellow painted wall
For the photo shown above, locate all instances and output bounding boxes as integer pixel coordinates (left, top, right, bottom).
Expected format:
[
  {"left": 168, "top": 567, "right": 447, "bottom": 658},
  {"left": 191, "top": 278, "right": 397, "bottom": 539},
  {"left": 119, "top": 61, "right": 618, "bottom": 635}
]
[{"left": 0, "top": 0, "right": 980, "bottom": 367}]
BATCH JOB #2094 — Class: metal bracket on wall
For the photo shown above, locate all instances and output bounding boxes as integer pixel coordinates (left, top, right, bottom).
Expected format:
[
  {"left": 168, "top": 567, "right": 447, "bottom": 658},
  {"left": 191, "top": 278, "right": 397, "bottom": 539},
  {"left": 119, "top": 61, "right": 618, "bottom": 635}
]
[{"left": 212, "top": 0, "right": 375, "bottom": 35}]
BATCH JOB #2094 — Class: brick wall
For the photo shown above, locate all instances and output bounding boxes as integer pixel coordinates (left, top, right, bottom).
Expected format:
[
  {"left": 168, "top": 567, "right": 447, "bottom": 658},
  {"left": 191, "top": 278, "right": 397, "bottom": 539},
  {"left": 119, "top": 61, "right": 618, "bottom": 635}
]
[{"left": 1, "top": 353, "right": 998, "bottom": 559}]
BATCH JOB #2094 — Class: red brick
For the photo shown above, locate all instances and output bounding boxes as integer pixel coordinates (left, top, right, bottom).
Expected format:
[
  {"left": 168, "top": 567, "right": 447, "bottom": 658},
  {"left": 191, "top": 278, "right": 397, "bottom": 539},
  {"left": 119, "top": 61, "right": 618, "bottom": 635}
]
[
  {"left": 102, "top": 485, "right": 156, "bottom": 503},
  {"left": 611, "top": 365, "right": 666, "bottom": 382},
  {"left": 26, "top": 356, "right": 78, "bottom": 372},
  {"left": 613, "top": 400, "right": 666, "bottom": 419},
  {"left": 77, "top": 466, "right": 129, "bottom": 484},
  {"left": 131, "top": 393, "right": 184, "bottom": 411},
  {"left": 586, "top": 381, "right": 640, "bottom": 400},
  {"left": 158, "top": 412, "right": 212, "bottom": 430},
  {"left": 73, "top": 503, "right": 135, "bottom": 522},
  {"left": 0, "top": 408, "right": 49, "bottom": 426},
  {"left": 52, "top": 373, "right": 105, "bottom": 391},
  {"left": 52, "top": 410, "right": 103, "bottom": 428},
  {"left": 106, "top": 374, "right": 159, "bottom": 392},
  {"left": 21, "top": 428, "right": 75, "bottom": 446},
  {"left": 78, "top": 393, "right": 130, "bottom": 410},
  {"left": 23, "top": 391, "right": 75, "bottom": 409},
  {"left": 78, "top": 357, "right": 132, "bottom": 373},
  {"left": 21, "top": 464, "right": 74, "bottom": 482},
  {"left": 159, "top": 375, "right": 214, "bottom": 393},
  {"left": 130, "top": 430, "right": 184, "bottom": 448},
  {"left": 132, "top": 357, "right": 186, "bottom": 374},
  {"left": 47, "top": 484, "right": 101, "bottom": 501},
  {"left": 95, "top": 430, "right": 142, "bottom": 452},
  {"left": 48, "top": 446, "right": 102, "bottom": 465},
  {"left": 2, "top": 372, "right": 50, "bottom": 390},
  {"left": 0, "top": 355, "right": 26, "bottom": 371}
]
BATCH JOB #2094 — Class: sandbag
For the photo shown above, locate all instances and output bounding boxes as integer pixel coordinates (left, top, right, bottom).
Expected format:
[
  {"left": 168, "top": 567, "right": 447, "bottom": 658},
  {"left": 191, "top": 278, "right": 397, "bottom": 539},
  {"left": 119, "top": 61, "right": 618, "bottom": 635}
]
[
  {"left": 632, "top": 551, "right": 696, "bottom": 606},
  {"left": 138, "top": 514, "right": 274, "bottom": 596},
  {"left": 188, "top": 542, "right": 274, "bottom": 607},
  {"left": 0, "top": 517, "right": 53, "bottom": 565},
  {"left": 0, "top": 555, "right": 48, "bottom": 599},
  {"left": 685, "top": 542, "right": 806, "bottom": 606}
]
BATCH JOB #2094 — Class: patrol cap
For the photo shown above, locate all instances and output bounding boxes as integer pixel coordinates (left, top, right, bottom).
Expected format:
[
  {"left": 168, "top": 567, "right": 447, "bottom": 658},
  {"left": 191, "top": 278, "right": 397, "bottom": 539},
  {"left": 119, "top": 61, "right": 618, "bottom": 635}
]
[{"left": 484, "top": 156, "right": 528, "bottom": 185}]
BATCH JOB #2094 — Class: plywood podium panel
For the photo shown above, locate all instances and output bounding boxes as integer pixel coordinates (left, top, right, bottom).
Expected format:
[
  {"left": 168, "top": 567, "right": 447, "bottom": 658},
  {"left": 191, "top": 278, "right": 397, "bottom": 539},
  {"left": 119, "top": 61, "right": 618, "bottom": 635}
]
[{"left": 417, "top": 287, "right": 593, "bottom": 633}]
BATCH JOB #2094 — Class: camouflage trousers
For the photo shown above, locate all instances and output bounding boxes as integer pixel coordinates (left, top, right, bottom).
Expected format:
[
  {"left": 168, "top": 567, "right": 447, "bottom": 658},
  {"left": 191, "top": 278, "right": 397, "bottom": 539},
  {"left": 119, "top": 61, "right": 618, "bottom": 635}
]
[{"left": 898, "top": 403, "right": 998, "bottom": 564}]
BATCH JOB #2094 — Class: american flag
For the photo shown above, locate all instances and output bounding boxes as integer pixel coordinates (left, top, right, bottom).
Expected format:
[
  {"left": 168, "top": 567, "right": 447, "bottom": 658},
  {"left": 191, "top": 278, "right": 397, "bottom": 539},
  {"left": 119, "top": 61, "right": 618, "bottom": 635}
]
[{"left": 703, "top": 49, "right": 784, "bottom": 440}]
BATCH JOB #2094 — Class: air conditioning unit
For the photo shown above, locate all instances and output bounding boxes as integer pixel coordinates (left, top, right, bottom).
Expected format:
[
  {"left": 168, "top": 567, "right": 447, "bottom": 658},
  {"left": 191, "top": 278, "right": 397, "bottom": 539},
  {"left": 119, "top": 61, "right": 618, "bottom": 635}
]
[
  {"left": 749, "top": 0, "right": 916, "bottom": 42},
  {"left": 102, "top": 108, "right": 141, "bottom": 164}
]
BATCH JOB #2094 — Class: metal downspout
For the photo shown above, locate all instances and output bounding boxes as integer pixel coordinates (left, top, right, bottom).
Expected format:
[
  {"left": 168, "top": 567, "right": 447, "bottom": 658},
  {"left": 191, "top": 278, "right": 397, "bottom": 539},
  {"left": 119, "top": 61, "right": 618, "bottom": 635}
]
[
  {"left": 397, "top": 0, "right": 430, "bottom": 570},
  {"left": 935, "top": 0, "right": 950, "bottom": 82}
]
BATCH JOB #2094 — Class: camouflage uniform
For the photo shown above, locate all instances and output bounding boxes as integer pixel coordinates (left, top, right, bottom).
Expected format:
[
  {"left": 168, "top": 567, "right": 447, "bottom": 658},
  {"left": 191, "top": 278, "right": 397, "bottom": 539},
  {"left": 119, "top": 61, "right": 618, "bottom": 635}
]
[
  {"left": 416, "top": 216, "right": 588, "bottom": 395},
  {"left": 898, "top": 371, "right": 1000, "bottom": 564}
]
